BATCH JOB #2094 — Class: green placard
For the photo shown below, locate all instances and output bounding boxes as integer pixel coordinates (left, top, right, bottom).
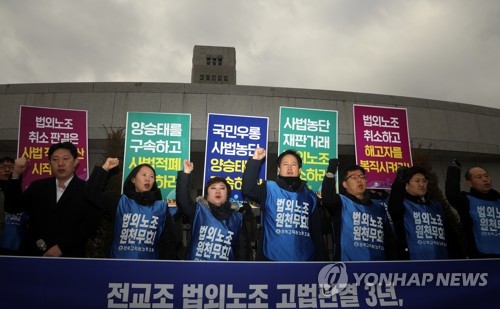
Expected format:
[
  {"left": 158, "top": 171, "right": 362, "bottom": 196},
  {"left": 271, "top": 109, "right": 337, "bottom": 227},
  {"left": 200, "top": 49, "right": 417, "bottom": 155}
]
[
  {"left": 124, "top": 112, "right": 191, "bottom": 205},
  {"left": 278, "top": 107, "right": 338, "bottom": 194}
]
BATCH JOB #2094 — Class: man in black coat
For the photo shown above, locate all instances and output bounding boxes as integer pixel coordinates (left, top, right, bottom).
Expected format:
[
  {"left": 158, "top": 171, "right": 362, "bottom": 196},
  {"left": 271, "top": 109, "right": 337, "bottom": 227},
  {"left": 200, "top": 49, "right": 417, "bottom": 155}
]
[{"left": 5, "top": 142, "right": 99, "bottom": 257}]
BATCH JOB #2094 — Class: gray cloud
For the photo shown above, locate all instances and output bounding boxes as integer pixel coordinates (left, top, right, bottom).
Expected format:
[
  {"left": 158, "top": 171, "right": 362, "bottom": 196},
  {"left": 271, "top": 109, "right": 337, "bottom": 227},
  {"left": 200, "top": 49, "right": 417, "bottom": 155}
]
[{"left": 1, "top": 0, "right": 499, "bottom": 109}]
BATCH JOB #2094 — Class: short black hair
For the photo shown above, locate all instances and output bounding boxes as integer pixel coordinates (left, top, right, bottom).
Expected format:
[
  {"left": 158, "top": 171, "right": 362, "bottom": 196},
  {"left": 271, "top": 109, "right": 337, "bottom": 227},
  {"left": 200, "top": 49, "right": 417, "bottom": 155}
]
[
  {"left": 404, "top": 166, "right": 427, "bottom": 183},
  {"left": 340, "top": 165, "right": 366, "bottom": 181},
  {"left": 204, "top": 176, "right": 232, "bottom": 200},
  {"left": 277, "top": 149, "right": 302, "bottom": 168},
  {"left": 48, "top": 142, "right": 78, "bottom": 160},
  {"left": 123, "top": 163, "right": 160, "bottom": 194},
  {"left": 0, "top": 156, "right": 14, "bottom": 164}
]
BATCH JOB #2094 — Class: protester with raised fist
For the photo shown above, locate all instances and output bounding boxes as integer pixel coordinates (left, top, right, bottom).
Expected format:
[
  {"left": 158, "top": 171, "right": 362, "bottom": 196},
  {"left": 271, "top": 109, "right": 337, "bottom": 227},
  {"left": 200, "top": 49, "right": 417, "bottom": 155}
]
[
  {"left": 242, "top": 148, "right": 328, "bottom": 261},
  {"left": 389, "top": 166, "right": 460, "bottom": 260},
  {"left": 0, "top": 156, "right": 28, "bottom": 255},
  {"left": 322, "top": 160, "right": 397, "bottom": 261},
  {"left": 175, "top": 159, "right": 251, "bottom": 261},
  {"left": 446, "top": 160, "right": 500, "bottom": 258},
  {"left": 86, "top": 158, "right": 176, "bottom": 259}
]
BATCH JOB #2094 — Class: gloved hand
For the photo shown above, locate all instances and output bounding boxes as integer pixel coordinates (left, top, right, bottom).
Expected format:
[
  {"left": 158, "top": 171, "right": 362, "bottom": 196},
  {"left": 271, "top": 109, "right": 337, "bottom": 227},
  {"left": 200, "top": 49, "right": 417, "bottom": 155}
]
[
  {"left": 396, "top": 166, "right": 409, "bottom": 183},
  {"left": 327, "top": 159, "right": 339, "bottom": 174},
  {"left": 451, "top": 159, "right": 461, "bottom": 169}
]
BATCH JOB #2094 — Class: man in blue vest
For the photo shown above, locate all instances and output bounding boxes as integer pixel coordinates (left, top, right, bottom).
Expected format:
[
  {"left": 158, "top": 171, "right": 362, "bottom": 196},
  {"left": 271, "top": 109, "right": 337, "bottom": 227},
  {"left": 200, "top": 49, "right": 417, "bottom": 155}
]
[
  {"left": 242, "top": 148, "right": 327, "bottom": 261},
  {"left": 389, "top": 166, "right": 459, "bottom": 260},
  {"left": 322, "top": 159, "right": 397, "bottom": 261},
  {"left": 0, "top": 156, "right": 28, "bottom": 255},
  {"left": 446, "top": 160, "right": 500, "bottom": 258}
]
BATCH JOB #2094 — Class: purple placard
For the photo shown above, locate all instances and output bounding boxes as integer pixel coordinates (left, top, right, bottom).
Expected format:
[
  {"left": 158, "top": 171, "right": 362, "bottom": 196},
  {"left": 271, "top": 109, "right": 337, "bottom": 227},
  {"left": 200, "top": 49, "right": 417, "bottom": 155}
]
[
  {"left": 353, "top": 105, "right": 412, "bottom": 189},
  {"left": 17, "top": 105, "right": 89, "bottom": 190}
]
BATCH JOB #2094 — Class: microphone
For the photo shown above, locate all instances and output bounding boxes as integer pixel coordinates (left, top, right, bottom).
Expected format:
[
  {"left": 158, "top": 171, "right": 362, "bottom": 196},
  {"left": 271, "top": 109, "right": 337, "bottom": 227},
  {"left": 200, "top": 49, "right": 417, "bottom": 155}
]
[{"left": 36, "top": 239, "right": 47, "bottom": 251}]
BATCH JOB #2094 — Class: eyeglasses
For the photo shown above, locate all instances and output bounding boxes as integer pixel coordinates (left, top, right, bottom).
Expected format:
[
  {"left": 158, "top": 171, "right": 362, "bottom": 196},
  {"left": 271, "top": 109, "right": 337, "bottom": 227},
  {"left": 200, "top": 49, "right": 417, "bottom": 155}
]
[
  {"left": 345, "top": 174, "right": 367, "bottom": 181},
  {"left": 0, "top": 164, "right": 14, "bottom": 170}
]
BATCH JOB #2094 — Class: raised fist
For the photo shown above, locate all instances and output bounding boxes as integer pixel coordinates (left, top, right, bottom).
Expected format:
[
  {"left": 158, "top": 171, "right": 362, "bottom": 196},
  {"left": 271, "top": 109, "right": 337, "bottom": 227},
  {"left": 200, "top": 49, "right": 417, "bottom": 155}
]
[
  {"left": 102, "top": 158, "right": 119, "bottom": 171},
  {"left": 327, "top": 159, "right": 339, "bottom": 174},
  {"left": 396, "top": 166, "right": 409, "bottom": 183},
  {"left": 12, "top": 157, "right": 29, "bottom": 178},
  {"left": 183, "top": 160, "right": 194, "bottom": 174},
  {"left": 252, "top": 148, "right": 266, "bottom": 160},
  {"left": 451, "top": 159, "right": 461, "bottom": 169}
]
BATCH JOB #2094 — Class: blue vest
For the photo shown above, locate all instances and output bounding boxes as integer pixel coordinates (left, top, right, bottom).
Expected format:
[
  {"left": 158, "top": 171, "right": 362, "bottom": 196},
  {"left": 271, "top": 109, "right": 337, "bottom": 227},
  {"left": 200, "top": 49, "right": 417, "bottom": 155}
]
[
  {"left": 262, "top": 181, "right": 316, "bottom": 261},
  {"left": 373, "top": 197, "right": 395, "bottom": 233},
  {"left": 340, "top": 195, "right": 387, "bottom": 261},
  {"left": 466, "top": 194, "right": 500, "bottom": 254},
  {"left": 187, "top": 203, "right": 243, "bottom": 261},
  {"left": 0, "top": 211, "right": 28, "bottom": 251},
  {"left": 110, "top": 195, "right": 167, "bottom": 259},
  {"left": 403, "top": 199, "right": 448, "bottom": 260}
]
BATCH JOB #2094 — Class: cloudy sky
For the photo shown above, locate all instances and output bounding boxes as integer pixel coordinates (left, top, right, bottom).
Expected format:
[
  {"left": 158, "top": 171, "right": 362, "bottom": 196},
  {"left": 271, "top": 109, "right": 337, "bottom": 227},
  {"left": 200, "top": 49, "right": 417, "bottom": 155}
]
[{"left": 1, "top": 0, "right": 499, "bottom": 109}]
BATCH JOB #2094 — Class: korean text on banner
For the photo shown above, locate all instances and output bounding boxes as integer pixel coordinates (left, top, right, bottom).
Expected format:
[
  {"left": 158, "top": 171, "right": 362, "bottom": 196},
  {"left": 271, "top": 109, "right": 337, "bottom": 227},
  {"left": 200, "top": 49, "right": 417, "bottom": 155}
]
[
  {"left": 17, "top": 105, "right": 88, "bottom": 190},
  {"left": 123, "top": 112, "right": 191, "bottom": 205},
  {"left": 279, "top": 107, "right": 338, "bottom": 194},
  {"left": 353, "top": 105, "right": 412, "bottom": 189},
  {"left": 204, "top": 113, "right": 269, "bottom": 204}
]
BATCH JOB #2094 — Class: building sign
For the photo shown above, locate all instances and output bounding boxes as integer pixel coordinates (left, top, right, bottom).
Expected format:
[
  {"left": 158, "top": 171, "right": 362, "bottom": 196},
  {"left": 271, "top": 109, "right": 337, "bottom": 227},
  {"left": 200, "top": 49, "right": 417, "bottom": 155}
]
[
  {"left": 279, "top": 107, "right": 338, "bottom": 194},
  {"left": 123, "top": 112, "right": 191, "bottom": 205},
  {"left": 17, "top": 105, "right": 88, "bottom": 190},
  {"left": 353, "top": 105, "right": 412, "bottom": 189},
  {"left": 204, "top": 113, "right": 269, "bottom": 204}
]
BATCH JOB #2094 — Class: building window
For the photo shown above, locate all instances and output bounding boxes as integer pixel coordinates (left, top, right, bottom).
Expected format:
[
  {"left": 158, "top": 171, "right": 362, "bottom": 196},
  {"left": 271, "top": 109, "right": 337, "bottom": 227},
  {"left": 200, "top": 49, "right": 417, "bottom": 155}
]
[
  {"left": 224, "top": 76, "right": 228, "bottom": 82},
  {"left": 200, "top": 75, "right": 204, "bottom": 81},
  {"left": 205, "top": 75, "right": 210, "bottom": 81},
  {"left": 218, "top": 75, "right": 222, "bottom": 82},
  {"left": 206, "top": 56, "right": 223, "bottom": 66},
  {"left": 212, "top": 75, "right": 216, "bottom": 81}
]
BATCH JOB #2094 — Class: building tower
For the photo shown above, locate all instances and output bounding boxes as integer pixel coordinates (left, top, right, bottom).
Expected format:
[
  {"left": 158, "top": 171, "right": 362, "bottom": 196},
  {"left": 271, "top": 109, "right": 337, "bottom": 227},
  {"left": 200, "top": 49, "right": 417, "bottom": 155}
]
[{"left": 191, "top": 45, "right": 236, "bottom": 84}]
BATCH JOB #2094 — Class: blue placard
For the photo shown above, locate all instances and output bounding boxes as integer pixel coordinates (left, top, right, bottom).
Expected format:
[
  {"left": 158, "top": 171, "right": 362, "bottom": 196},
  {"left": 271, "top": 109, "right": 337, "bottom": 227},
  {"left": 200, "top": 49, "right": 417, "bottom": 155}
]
[
  {"left": 0, "top": 257, "right": 498, "bottom": 308},
  {"left": 204, "top": 113, "right": 269, "bottom": 204}
]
